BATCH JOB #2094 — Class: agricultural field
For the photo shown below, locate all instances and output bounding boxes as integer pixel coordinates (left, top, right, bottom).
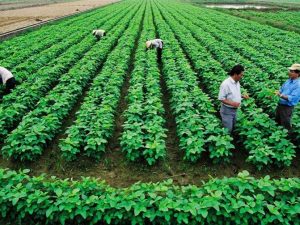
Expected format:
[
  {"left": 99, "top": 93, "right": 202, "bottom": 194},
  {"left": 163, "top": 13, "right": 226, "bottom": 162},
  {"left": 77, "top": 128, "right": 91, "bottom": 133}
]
[
  {"left": 0, "top": 0, "right": 118, "bottom": 34},
  {"left": 0, "top": 0, "right": 299, "bottom": 223},
  {"left": 0, "top": 0, "right": 78, "bottom": 10},
  {"left": 185, "top": 0, "right": 300, "bottom": 5},
  {"left": 199, "top": 0, "right": 300, "bottom": 34},
  {"left": 221, "top": 9, "right": 300, "bottom": 33}
]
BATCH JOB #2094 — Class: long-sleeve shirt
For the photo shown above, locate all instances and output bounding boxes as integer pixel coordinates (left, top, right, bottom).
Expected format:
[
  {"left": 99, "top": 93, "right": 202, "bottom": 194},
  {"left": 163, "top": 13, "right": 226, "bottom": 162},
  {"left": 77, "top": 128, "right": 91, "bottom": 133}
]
[
  {"left": 151, "top": 39, "right": 163, "bottom": 49},
  {"left": 92, "top": 29, "right": 105, "bottom": 38},
  {"left": 0, "top": 66, "right": 13, "bottom": 84},
  {"left": 218, "top": 76, "right": 241, "bottom": 108},
  {"left": 279, "top": 78, "right": 300, "bottom": 106}
]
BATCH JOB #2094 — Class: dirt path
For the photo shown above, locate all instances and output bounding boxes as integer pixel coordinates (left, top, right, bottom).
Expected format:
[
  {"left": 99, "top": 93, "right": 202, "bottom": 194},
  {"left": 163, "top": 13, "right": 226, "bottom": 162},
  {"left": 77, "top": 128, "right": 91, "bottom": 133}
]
[{"left": 0, "top": 0, "right": 118, "bottom": 34}]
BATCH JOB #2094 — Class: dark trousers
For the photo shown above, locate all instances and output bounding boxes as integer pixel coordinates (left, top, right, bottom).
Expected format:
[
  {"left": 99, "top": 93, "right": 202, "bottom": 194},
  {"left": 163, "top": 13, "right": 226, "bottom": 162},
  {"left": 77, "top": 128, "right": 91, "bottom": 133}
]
[
  {"left": 275, "top": 104, "right": 294, "bottom": 131},
  {"left": 157, "top": 48, "right": 162, "bottom": 63},
  {"left": 4, "top": 77, "right": 16, "bottom": 94}
]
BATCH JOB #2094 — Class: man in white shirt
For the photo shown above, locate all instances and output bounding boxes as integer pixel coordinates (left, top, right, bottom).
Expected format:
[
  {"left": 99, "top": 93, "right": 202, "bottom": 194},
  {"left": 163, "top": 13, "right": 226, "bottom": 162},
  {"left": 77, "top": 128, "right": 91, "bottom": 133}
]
[
  {"left": 0, "top": 66, "right": 16, "bottom": 94},
  {"left": 146, "top": 39, "right": 163, "bottom": 62},
  {"left": 218, "top": 64, "right": 249, "bottom": 133},
  {"left": 92, "top": 29, "right": 106, "bottom": 41}
]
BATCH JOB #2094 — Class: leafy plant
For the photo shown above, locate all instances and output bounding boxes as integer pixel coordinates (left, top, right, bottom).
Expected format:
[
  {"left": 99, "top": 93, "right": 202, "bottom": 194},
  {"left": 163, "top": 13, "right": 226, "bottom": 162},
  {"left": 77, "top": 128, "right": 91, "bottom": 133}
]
[
  {"left": 60, "top": 3, "right": 145, "bottom": 161},
  {"left": 152, "top": 3, "right": 234, "bottom": 163},
  {"left": 120, "top": 6, "right": 167, "bottom": 165},
  {"left": 0, "top": 168, "right": 299, "bottom": 224},
  {"left": 156, "top": 2, "right": 295, "bottom": 168},
  {"left": 2, "top": 3, "right": 143, "bottom": 161}
]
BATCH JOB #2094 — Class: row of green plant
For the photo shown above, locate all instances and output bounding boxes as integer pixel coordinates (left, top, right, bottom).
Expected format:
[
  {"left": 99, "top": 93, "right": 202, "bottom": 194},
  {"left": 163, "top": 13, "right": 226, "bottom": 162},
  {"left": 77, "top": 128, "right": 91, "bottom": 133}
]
[
  {"left": 187, "top": 0, "right": 300, "bottom": 3},
  {"left": 0, "top": 168, "right": 299, "bottom": 225},
  {"left": 175, "top": 4, "right": 292, "bottom": 85},
  {"left": 223, "top": 9, "right": 300, "bottom": 33},
  {"left": 1, "top": 2, "right": 142, "bottom": 161},
  {"left": 195, "top": 15, "right": 300, "bottom": 144},
  {"left": 120, "top": 3, "right": 167, "bottom": 165},
  {"left": 0, "top": 2, "right": 133, "bottom": 71},
  {"left": 184, "top": 5, "right": 300, "bottom": 143},
  {"left": 0, "top": 3, "right": 132, "bottom": 142},
  {"left": 156, "top": 1, "right": 295, "bottom": 169},
  {"left": 10, "top": 4, "right": 126, "bottom": 81},
  {"left": 0, "top": 9, "right": 102, "bottom": 70},
  {"left": 162, "top": 1, "right": 296, "bottom": 166},
  {"left": 59, "top": 3, "right": 145, "bottom": 161},
  {"left": 0, "top": 6, "right": 125, "bottom": 98},
  {"left": 152, "top": 2, "right": 234, "bottom": 163},
  {"left": 0, "top": 36, "right": 96, "bottom": 140},
  {"left": 0, "top": 2, "right": 112, "bottom": 61},
  {"left": 182, "top": 5, "right": 299, "bottom": 68},
  {"left": 166, "top": 3, "right": 300, "bottom": 145},
  {"left": 183, "top": 7, "right": 292, "bottom": 82}
]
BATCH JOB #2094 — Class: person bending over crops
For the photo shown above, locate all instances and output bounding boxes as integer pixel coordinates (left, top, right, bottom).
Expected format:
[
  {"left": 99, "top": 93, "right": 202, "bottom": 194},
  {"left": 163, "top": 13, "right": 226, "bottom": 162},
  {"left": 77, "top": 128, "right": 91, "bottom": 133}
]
[
  {"left": 274, "top": 63, "right": 300, "bottom": 133},
  {"left": 218, "top": 64, "right": 249, "bottom": 133},
  {"left": 92, "top": 29, "right": 106, "bottom": 41},
  {"left": 0, "top": 66, "right": 16, "bottom": 95},
  {"left": 146, "top": 39, "right": 163, "bottom": 62}
]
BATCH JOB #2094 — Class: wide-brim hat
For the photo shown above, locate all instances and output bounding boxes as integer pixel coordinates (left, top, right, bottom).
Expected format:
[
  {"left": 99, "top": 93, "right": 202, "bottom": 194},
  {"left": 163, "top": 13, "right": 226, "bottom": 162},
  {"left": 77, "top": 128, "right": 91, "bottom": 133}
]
[{"left": 289, "top": 63, "right": 300, "bottom": 71}]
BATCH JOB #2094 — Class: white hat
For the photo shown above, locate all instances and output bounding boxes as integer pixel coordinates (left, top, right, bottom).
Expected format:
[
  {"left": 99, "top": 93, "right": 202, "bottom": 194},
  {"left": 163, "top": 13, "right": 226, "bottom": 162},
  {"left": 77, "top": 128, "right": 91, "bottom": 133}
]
[{"left": 146, "top": 41, "right": 152, "bottom": 49}]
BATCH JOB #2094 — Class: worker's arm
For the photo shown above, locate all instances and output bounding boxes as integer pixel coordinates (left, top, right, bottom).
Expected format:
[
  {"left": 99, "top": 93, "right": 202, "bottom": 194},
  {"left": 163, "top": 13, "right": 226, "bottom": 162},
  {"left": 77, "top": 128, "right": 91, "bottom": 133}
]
[
  {"left": 278, "top": 93, "right": 289, "bottom": 101},
  {"left": 275, "top": 87, "right": 294, "bottom": 101},
  {"left": 280, "top": 86, "right": 300, "bottom": 102},
  {"left": 218, "top": 83, "right": 240, "bottom": 108},
  {"left": 242, "top": 94, "right": 249, "bottom": 99},
  {"left": 275, "top": 82, "right": 286, "bottom": 98},
  {"left": 221, "top": 99, "right": 240, "bottom": 108}
]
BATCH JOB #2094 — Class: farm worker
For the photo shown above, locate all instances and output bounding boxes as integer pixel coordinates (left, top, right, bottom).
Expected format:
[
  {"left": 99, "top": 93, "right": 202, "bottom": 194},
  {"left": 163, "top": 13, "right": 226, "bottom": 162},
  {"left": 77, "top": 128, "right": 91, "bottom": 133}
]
[
  {"left": 0, "top": 66, "right": 16, "bottom": 94},
  {"left": 146, "top": 39, "right": 163, "bottom": 62},
  {"left": 218, "top": 64, "right": 249, "bottom": 133},
  {"left": 92, "top": 29, "right": 106, "bottom": 41},
  {"left": 274, "top": 63, "right": 300, "bottom": 132}
]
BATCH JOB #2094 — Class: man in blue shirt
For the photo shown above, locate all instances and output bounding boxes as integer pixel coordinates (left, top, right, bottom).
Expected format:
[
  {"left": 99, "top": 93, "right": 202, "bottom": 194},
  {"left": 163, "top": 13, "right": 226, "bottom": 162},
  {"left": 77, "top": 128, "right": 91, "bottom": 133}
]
[{"left": 275, "top": 63, "right": 300, "bottom": 131}]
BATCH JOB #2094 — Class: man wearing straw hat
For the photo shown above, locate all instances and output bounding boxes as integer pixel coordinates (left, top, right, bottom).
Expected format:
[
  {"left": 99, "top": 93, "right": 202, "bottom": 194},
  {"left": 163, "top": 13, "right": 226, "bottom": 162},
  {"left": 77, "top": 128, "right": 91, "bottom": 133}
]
[
  {"left": 146, "top": 39, "right": 163, "bottom": 62},
  {"left": 275, "top": 63, "right": 300, "bottom": 131}
]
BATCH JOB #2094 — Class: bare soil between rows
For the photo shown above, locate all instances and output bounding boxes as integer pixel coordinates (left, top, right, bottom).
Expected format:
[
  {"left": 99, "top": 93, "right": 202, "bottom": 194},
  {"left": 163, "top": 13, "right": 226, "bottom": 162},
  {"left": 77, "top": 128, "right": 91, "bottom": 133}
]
[
  {"left": 0, "top": 138, "right": 299, "bottom": 188},
  {"left": 0, "top": 0, "right": 118, "bottom": 34}
]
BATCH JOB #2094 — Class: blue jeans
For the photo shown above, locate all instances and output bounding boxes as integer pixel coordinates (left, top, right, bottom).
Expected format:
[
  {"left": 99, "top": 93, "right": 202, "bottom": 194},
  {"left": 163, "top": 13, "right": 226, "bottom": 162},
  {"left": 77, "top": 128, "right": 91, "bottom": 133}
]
[{"left": 220, "top": 104, "right": 237, "bottom": 133}]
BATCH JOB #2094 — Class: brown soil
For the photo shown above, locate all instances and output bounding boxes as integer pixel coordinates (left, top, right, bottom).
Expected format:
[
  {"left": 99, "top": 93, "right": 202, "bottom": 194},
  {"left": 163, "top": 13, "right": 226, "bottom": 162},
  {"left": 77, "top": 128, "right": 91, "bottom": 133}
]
[
  {"left": 1, "top": 140, "right": 299, "bottom": 188},
  {"left": 0, "top": 0, "right": 118, "bottom": 34}
]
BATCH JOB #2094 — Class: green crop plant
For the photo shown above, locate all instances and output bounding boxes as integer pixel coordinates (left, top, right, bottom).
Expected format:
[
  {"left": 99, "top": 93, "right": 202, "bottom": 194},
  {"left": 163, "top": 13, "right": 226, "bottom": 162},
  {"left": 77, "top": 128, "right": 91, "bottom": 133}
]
[
  {"left": 2, "top": 2, "right": 142, "bottom": 161},
  {"left": 0, "top": 168, "right": 299, "bottom": 224},
  {"left": 152, "top": 1, "right": 234, "bottom": 163},
  {"left": 59, "top": 2, "right": 145, "bottom": 161},
  {"left": 120, "top": 3, "right": 167, "bottom": 165}
]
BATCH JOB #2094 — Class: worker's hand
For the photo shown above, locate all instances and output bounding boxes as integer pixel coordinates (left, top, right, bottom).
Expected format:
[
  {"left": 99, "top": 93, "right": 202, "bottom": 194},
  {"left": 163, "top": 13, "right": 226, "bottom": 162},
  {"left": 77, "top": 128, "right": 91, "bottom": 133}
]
[
  {"left": 242, "top": 94, "right": 250, "bottom": 99},
  {"left": 231, "top": 102, "right": 241, "bottom": 108},
  {"left": 274, "top": 90, "right": 280, "bottom": 96}
]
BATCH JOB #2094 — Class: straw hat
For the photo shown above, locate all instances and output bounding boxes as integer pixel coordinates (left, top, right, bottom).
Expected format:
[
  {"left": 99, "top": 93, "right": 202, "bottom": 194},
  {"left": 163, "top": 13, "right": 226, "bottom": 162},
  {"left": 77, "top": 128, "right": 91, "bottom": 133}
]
[{"left": 289, "top": 63, "right": 300, "bottom": 71}]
